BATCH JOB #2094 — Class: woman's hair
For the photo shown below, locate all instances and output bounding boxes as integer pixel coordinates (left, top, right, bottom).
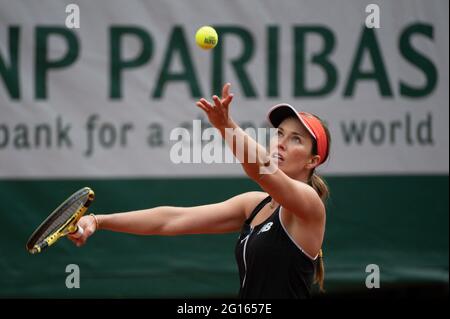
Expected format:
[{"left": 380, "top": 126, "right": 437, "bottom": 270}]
[
  {"left": 306, "top": 113, "right": 331, "bottom": 293},
  {"left": 314, "top": 249, "right": 325, "bottom": 292}
]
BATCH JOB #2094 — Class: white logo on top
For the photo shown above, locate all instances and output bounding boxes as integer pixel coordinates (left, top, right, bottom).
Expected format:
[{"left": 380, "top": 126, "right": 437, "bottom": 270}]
[{"left": 257, "top": 222, "right": 273, "bottom": 235}]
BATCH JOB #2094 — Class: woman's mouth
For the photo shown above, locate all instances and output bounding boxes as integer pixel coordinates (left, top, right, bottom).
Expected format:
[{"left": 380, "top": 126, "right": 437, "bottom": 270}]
[{"left": 271, "top": 153, "right": 284, "bottom": 163}]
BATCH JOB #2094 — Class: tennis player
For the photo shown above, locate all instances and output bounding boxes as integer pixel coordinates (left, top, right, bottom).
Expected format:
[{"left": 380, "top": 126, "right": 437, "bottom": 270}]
[{"left": 69, "top": 83, "right": 331, "bottom": 299}]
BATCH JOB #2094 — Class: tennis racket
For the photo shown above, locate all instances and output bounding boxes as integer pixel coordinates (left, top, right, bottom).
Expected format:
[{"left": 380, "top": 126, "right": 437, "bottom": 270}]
[{"left": 26, "top": 187, "right": 95, "bottom": 254}]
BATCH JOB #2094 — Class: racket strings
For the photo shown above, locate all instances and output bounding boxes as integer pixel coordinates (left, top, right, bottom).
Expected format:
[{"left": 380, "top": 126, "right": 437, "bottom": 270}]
[{"left": 36, "top": 196, "right": 87, "bottom": 244}]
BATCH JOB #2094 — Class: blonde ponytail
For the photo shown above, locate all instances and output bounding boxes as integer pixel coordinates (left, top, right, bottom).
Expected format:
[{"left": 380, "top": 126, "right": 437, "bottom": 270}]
[
  {"left": 310, "top": 173, "right": 328, "bottom": 292},
  {"left": 314, "top": 249, "right": 325, "bottom": 292},
  {"left": 310, "top": 173, "right": 329, "bottom": 203},
  {"left": 306, "top": 114, "right": 331, "bottom": 293}
]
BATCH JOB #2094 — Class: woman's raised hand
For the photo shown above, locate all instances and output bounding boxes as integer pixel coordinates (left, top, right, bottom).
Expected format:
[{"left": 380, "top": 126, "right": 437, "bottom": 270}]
[{"left": 196, "top": 83, "right": 234, "bottom": 130}]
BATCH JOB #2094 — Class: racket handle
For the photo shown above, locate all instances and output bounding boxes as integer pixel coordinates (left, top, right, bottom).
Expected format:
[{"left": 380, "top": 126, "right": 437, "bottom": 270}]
[{"left": 70, "top": 225, "right": 84, "bottom": 239}]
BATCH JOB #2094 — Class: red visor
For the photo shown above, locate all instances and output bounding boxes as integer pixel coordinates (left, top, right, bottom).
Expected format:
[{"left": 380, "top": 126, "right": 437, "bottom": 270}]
[{"left": 267, "top": 104, "right": 329, "bottom": 165}]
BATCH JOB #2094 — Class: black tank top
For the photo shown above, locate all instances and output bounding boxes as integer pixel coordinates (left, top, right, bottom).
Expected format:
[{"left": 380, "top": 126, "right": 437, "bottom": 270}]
[{"left": 235, "top": 196, "right": 317, "bottom": 299}]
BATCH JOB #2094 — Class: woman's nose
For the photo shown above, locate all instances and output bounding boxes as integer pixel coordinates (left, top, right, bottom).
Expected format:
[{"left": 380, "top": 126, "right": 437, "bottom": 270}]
[{"left": 277, "top": 138, "right": 287, "bottom": 151}]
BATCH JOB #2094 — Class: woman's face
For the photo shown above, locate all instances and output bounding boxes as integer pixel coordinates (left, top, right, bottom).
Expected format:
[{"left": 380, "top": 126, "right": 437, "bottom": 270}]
[{"left": 269, "top": 117, "right": 319, "bottom": 178}]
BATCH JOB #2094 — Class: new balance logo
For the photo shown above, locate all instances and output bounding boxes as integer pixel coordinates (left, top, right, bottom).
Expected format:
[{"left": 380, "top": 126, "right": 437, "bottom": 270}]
[{"left": 257, "top": 222, "right": 273, "bottom": 235}]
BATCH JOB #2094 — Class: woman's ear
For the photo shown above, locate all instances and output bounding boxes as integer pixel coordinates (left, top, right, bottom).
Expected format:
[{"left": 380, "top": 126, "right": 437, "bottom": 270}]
[{"left": 306, "top": 155, "right": 321, "bottom": 170}]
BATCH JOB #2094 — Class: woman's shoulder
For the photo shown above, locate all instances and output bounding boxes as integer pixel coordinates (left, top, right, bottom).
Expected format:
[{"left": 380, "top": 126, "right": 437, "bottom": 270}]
[{"left": 240, "top": 191, "right": 269, "bottom": 219}]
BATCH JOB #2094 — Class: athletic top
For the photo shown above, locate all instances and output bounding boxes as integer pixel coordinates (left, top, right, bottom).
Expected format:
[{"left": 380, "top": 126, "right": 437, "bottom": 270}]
[{"left": 235, "top": 196, "right": 317, "bottom": 299}]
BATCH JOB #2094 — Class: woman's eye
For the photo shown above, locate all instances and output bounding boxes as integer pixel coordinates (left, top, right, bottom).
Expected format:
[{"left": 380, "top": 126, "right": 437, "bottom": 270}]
[
  {"left": 277, "top": 131, "right": 283, "bottom": 137},
  {"left": 292, "top": 136, "right": 301, "bottom": 143}
]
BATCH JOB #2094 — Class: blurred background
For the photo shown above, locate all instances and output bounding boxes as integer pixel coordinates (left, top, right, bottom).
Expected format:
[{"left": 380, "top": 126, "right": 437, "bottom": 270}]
[{"left": 0, "top": 0, "right": 448, "bottom": 298}]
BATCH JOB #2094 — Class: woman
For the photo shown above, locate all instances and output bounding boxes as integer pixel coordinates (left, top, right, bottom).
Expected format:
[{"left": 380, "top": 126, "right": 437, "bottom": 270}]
[{"left": 69, "top": 83, "right": 331, "bottom": 299}]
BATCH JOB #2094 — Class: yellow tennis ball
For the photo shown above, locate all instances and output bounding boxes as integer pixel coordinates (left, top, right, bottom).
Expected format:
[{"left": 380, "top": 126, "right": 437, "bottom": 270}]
[{"left": 195, "top": 26, "right": 218, "bottom": 50}]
